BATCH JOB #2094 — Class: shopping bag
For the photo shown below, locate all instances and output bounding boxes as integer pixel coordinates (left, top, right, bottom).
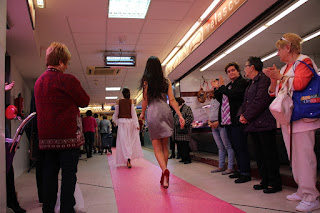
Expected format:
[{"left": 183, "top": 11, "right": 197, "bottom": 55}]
[
  {"left": 269, "top": 77, "right": 293, "bottom": 125},
  {"left": 291, "top": 60, "right": 320, "bottom": 121}
]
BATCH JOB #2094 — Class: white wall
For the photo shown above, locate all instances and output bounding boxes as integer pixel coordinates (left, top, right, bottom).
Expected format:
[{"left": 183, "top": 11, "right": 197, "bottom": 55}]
[
  {"left": 9, "top": 63, "right": 32, "bottom": 178},
  {"left": 179, "top": 67, "right": 251, "bottom": 123},
  {"left": 0, "top": 0, "right": 7, "bottom": 211}
]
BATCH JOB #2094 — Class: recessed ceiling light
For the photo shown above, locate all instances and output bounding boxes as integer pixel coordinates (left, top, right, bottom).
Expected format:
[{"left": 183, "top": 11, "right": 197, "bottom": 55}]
[
  {"left": 105, "top": 87, "right": 121, "bottom": 91},
  {"left": 105, "top": 96, "right": 118, "bottom": 99},
  {"left": 108, "top": 0, "right": 151, "bottom": 19}
]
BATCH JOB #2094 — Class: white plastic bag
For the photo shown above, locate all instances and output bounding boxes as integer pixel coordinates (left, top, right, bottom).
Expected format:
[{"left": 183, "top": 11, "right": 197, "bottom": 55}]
[
  {"left": 269, "top": 77, "right": 293, "bottom": 125},
  {"left": 54, "top": 183, "right": 85, "bottom": 213}
]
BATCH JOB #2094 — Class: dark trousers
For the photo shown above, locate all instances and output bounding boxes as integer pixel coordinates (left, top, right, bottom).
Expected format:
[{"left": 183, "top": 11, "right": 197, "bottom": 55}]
[
  {"left": 6, "top": 166, "right": 20, "bottom": 208},
  {"left": 139, "top": 131, "right": 144, "bottom": 146},
  {"left": 178, "top": 140, "right": 191, "bottom": 162},
  {"left": 42, "top": 149, "right": 80, "bottom": 213},
  {"left": 36, "top": 151, "right": 45, "bottom": 203},
  {"left": 84, "top": 132, "right": 94, "bottom": 158},
  {"left": 226, "top": 125, "right": 251, "bottom": 175},
  {"left": 250, "top": 130, "right": 282, "bottom": 188},
  {"left": 169, "top": 137, "right": 175, "bottom": 155}
]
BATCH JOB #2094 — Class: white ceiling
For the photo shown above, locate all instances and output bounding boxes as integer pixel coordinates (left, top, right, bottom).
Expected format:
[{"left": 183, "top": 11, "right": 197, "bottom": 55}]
[{"left": 6, "top": 0, "right": 320, "bottom": 106}]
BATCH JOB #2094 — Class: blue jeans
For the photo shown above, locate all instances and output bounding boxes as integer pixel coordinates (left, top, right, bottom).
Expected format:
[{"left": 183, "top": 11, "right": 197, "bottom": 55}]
[{"left": 212, "top": 126, "right": 234, "bottom": 169}]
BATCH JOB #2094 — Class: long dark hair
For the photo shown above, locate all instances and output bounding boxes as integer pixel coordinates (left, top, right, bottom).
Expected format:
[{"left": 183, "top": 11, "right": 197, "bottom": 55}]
[{"left": 139, "top": 56, "right": 168, "bottom": 103}]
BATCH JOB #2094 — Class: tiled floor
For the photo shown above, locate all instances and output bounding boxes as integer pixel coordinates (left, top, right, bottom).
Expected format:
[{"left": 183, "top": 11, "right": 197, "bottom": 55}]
[{"left": 10, "top": 148, "right": 320, "bottom": 213}]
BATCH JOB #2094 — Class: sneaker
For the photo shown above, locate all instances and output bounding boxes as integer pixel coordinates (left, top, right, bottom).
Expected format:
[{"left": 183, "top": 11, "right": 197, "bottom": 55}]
[
  {"left": 296, "top": 200, "right": 320, "bottom": 212},
  {"left": 286, "top": 193, "right": 302, "bottom": 201},
  {"left": 211, "top": 168, "right": 225, "bottom": 173},
  {"left": 222, "top": 169, "right": 235, "bottom": 175}
]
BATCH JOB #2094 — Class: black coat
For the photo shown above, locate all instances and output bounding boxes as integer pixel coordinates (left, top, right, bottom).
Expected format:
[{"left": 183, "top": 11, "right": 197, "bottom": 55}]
[
  {"left": 214, "top": 76, "right": 248, "bottom": 126},
  {"left": 239, "top": 72, "right": 276, "bottom": 132}
]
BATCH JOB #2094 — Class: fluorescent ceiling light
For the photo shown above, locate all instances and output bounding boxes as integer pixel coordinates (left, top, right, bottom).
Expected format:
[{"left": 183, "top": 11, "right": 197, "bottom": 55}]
[
  {"left": 177, "top": 21, "right": 201, "bottom": 47},
  {"left": 106, "top": 56, "right": 133, "bottom": 61},
  {"left": 105, "top": 96, "right": 118, "bottom": 99},
  {"left": 200, "top": 53, "right": 227, "bottom": 71},
  {"left": 108, "top": 0, "right": 151, "bottom": 19},
  {"left": 135, "top": 92, "right": 143, "bottom": 104},
  {"left": 225, "top": 26, "right": 267, "bottom": 55},
  {"left": 265, "top": 0, "right": 308, "bottom": 26},
  {"left": 105, "top": 87, "right": 121, "bottom": 91},
  {"left": 200, "top": 0, "right": 220, "bottom": 21},
  {"left": 261, "top": 28, "right": 320, "bottom": 62},
  {"left": 37, "top": 0, "right": 45, "bottom": 8},
  {"left": 162, "top": 0, "right": 220, "bottom": 67},
  {"left": 201, "top": 0, "right": 308, "bottom": 71},
  {"left": 302, "top": 29, "right": 320, "bottom": 42},
  {"left": 162, "top": 47, "right": 180, "bottom": 66},
  {"left": 261, "top": 51, "right": 277, "bottom": 62}
]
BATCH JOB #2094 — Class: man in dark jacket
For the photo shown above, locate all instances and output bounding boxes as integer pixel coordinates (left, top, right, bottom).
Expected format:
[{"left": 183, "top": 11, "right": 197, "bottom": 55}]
[
  {"left": 212, "top": 62, "right": 251, "bottom": 183},
  {"left": 239, "top": 56, "right": 282, "bottom": 193}
]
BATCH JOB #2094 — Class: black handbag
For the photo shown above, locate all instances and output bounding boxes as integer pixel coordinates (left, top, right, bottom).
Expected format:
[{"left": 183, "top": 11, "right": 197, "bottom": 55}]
[{"left": 176, "top": 126, "right": 189, "bottom": 134}]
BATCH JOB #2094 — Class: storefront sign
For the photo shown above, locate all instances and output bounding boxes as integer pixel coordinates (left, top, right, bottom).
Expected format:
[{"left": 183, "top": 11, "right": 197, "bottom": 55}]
[{"left": 165, "top": 0, "right": 247, "bottom": 76}]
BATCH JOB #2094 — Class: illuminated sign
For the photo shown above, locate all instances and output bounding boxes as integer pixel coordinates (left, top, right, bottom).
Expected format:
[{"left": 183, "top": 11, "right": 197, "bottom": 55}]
[{"left": 165, "top": 0, "right": 247, "bottom": 76}]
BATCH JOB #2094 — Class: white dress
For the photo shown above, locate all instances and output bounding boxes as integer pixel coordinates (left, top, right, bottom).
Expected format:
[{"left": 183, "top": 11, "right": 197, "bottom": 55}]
[{"left": 112, "top": 103, "right": 143, "bottom": 166}]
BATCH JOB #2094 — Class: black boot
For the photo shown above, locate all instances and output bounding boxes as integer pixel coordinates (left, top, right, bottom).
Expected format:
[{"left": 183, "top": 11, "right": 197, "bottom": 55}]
[{"left": 8, "top": 205, "right": 26, "bottom": 213}]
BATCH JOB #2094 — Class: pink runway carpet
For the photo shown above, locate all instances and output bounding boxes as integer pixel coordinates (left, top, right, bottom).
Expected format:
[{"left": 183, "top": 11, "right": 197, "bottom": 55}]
[{"left": 107, "top": 148, "right": 244, "bottom": 213}]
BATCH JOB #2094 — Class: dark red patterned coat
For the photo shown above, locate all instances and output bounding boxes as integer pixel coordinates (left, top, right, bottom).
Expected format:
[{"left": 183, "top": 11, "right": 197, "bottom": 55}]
[{"left": 34, "top": 68, "right": 90, "bottom": 150}]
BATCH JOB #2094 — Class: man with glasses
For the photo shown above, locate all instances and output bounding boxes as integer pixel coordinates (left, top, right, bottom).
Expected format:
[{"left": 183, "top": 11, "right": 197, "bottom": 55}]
[{"left": 240, "top": 57, "right": 282, "bottom": 193}]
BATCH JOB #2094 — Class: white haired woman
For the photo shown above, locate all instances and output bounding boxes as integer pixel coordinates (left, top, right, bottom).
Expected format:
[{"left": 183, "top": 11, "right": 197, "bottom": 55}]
[{"left": 263, "top": 33, "right": 320, "bottom": 212}]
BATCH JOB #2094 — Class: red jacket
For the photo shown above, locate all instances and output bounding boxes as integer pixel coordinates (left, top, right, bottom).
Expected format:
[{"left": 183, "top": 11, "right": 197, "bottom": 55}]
[{"left": 35, "top": 68, "right": 90, "bottom": 150}]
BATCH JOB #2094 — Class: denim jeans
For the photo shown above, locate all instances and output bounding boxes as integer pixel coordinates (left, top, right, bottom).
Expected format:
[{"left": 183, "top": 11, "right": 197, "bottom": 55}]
[{"left": 212, "top": 126, "right": 234, "bottom": 169}]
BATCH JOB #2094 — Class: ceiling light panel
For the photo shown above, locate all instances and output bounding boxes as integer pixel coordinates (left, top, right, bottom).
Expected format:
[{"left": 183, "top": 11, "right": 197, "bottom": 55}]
[
  {"left": 105, "top": 87, "right": 121, "bottom": 91},
  {"left": 105, "top": 96, "right": 118, "bottom": 99},
  {"left": 108, "top": 0, "right": 151, "bottom": 19}
]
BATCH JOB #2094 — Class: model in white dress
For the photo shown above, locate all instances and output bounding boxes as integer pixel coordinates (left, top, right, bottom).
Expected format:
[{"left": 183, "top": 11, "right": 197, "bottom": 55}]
[{"left": 112, "top": 98, "right": 143, "bottom": 167}]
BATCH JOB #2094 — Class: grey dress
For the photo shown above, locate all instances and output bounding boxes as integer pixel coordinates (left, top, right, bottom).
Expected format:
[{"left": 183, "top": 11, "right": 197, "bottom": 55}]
[{"left": 147, "top": 94, "right": 173, "bottom": 140}]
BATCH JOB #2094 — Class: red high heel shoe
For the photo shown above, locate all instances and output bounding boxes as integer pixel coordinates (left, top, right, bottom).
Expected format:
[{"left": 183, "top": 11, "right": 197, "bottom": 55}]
[
  {"left": 160, "top": 173, "right": 164, "bottom": 185},
  {"left": 162, "top": 169, "right": 170, "bottom": 189}
]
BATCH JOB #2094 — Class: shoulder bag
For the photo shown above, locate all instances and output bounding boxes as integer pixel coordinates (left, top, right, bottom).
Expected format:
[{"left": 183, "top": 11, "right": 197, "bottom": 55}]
[
  {"left": 291, "top": 60, "right": 320, "bottom": 121},
  {"left": 269, "top": 77, "right": 293, "bottom": 125}
]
